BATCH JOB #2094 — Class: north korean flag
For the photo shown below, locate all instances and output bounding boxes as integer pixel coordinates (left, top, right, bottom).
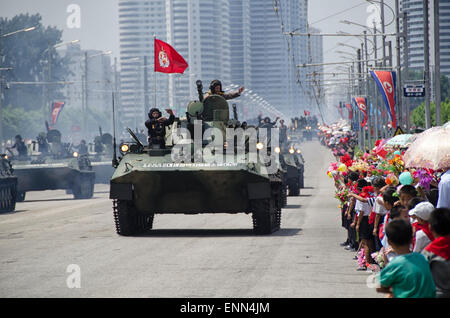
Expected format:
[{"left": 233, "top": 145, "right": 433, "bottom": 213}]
[
  {"left": 51, "top": 101, "right": 65, "bottom": 128},
  {"left": 370, "top": 70, "right": 397, "bottom": 128},
  {"left": 154, "top": 38, "right": 188, "bottom": 74},
  {"left": 352, "top": 97, "right": 368, "bottom": 127}
]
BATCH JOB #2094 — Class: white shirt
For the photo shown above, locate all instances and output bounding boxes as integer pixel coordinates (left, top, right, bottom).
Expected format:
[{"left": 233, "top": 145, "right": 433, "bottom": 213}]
[
  {"left": 355, "top": 199, "right": 372, "bottom": 216},
  {"left": 437, "top": 169, "right": 450, "bottom": 209},
  {"left": 413, "top": 230, "right": 432, "bottom": 253},
  {"left": 373, "top": 195, "right": 388, "bottom": 215}
]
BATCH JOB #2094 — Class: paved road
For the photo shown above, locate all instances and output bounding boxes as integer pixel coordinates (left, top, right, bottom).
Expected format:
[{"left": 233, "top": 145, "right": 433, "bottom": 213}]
[{"left": 0, "top": 140, "right": 380, "bottom": 297}]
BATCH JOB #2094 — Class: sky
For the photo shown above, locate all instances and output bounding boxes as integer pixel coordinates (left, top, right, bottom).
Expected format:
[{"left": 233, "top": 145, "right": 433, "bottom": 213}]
[{"left": 1, "top": 0, "right": 397, "bottom": 61}]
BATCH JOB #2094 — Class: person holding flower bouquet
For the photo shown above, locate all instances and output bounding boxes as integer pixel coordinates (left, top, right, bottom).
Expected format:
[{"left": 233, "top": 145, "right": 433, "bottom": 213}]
[{"left": 349, "top": 179, "right": 376, "bottom": 270}]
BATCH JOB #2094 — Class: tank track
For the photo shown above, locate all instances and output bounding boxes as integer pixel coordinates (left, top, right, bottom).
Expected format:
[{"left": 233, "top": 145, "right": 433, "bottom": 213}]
[
  {"left": 0, "top": 178, "right": 17, "bottom": 213},
  {"left": 113, "top": 199, "right": 154, "bottom": 236},
  {"left": 251, "top": 197, "right": 280, "bottom": 235}
]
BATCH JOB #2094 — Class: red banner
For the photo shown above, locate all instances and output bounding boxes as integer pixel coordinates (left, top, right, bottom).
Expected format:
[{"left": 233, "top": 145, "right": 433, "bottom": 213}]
[
  {"left": 154, "top": 38, "right": 188, "bottom": 74},
  {"left": 353, "top": 97, "right": 368, "bottom": 127},
  {"left": 51, "top": 102, "right": 65, "bottom": 128},
  {"left": 345, "top": 104, "right": 353, "bottom": 120},
  {"left": 304, "top": 110, "right": 310, "bottom": 116}
]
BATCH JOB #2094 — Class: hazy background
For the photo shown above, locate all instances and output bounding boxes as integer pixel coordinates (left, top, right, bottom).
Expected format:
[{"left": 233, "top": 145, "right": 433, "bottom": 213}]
[{"left": 1, "top": 0, "right": 397, "bottom": 70}]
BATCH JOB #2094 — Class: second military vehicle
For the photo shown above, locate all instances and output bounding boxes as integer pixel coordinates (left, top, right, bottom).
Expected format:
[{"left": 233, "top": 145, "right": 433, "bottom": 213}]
[{"left": 10, "top": 126, "right": 95, "bottom": 201}]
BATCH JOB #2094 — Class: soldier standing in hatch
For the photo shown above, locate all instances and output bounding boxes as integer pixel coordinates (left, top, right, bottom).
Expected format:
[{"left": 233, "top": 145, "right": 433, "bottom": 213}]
[
  {"left": 203, "top": 80, "right": 245, "bottom": 100},
  {"left": 279, "top": 119, "right": 288, "bottom": 145},
  {"left": 145, "top": 108, "right": 175, "bottom": 148},
  {"left": 7, "top": 135, "right": 28, "bottom": 159}
]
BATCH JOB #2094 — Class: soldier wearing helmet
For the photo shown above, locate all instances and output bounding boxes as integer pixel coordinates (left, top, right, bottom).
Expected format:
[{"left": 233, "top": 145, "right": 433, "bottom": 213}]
[
  {"left": 145, "top": 107, "right": 175, "bottom": 148},
  {"left": 203, "top": 80, "right": 245, "bottom": 100}
]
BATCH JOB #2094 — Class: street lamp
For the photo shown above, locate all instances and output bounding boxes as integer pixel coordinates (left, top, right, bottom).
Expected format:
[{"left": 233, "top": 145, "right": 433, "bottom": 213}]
[
  {"left": 0, "top": 25, "right": 37, "bottom": 38},
  {"left": 42, "top": 39, "right": 80, "bottom": 126},
  {"left": 0, "top": 25, "right": 38, "bottom": 152}
]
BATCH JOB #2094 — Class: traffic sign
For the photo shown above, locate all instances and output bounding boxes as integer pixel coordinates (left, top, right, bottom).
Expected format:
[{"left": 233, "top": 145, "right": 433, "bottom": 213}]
[
  {"left": 393, "top": 126, "right": 404, "bottom": 137},
  {"left": 403, "top": 84, "right": 425, "bottom": 97}
]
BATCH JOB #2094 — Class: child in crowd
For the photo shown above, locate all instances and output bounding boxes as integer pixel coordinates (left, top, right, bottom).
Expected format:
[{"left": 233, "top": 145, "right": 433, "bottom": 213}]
[
  {"left": 422, "top": 208, "right": 450, "bottom": 298},
  {"left": 371, "top": 177, "right": 388, "bottom": 251},
  {"left": 380, "top": 186, "right": 400, "bottom": 246},
  {"left": 409, "top": 201, "right": 435, "bottom": 253},
  {"left": 377, "top": 219, "right": 436, "bottom": 298},
  {"left": 344, "top": 171, "right": 360, "bottom": 251},
  {"left": 398, "top": 185, "right": 418, "bottom": 208},
  {"left": 350, "top": 179, "right": 375, "bottom": 270},
  {"left": 382, "top": 205, "right": 410, "bottom": 263}
]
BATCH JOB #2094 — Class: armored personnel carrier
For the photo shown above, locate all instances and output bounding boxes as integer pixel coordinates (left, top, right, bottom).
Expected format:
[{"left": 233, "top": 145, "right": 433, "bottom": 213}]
[
  {"left": 291, "top": 143, "right": 305, "bottom": 189},
  {"left": 278, "top": 144, "right": 304, "bottom": 196},
  {"left": 110, "top": 81, "right": 284, "bottom": 235},
  {"left": 0, "top": 154, "right": 17, "bottom": 212},
  {"left": 10, "top": 127, "right": 95, "bottom": 201}
]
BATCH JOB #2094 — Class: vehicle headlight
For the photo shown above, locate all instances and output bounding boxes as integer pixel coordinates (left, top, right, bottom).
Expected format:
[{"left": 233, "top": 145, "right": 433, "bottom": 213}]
[
  {"left": 73, "top": 151, "right": 79, "bottom": 158},
  {"left": 287, "top": 136, "right": 291, "bottom": 140},
  {"left": 256, "top": 142, "right": 264, "bottom": 150},
  {"left": 274, "top": 146, "right": 281, "bottom": 153},
  {"left": 289, "top": 148, "right": 295, "bottom": 154},
  {"left": 120, "top": 144, "right": 130, "bottom": 153},
  {"left": 296, "top": 149, "right": 301, "bottom": 154}
]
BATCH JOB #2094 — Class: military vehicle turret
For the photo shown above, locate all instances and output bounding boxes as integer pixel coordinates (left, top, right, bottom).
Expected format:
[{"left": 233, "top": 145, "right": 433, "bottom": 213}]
[
  {"left": 10, "top": 125, "right": 95, "bottom": 201},
  {"left": 0, "top": 154, "right": 17, "bottom": 212},
  {"left": 110, "top": 81, "right": 284, "bottom": 235}
]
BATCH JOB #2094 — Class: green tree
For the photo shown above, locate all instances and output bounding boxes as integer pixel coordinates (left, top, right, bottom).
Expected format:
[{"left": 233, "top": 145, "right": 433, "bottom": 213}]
[
  {"left": 1, "top": 105, "right": 44, "bottom": 141},
  {"left": 410, "top": 99, "right": 450, "bottom": 128},
  {"left": 0, "top": 13, "right": 70, "bottom": 113},
  {"left": 1, "top": 14, "right": 71, "bottom": 140}
]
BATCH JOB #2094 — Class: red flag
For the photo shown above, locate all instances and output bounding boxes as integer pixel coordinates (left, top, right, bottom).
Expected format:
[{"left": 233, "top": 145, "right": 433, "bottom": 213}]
[
  {"left": 353, "top": 97, "right": 368, "bottom": 127},
  {"left": 345, "top": 104, "right": 353, "bottom": 120},
  {"left": 51, "top": 102, "right": 65, "bottom": 128},
  {"left": 304, "top": 110, "right": 310, "bottom": 116},
  {"left": 154, "top": 38, "right": 188, "bottom": 74},
  {"left": 370, "top": 70, "right": 397, "bottom": 128}
]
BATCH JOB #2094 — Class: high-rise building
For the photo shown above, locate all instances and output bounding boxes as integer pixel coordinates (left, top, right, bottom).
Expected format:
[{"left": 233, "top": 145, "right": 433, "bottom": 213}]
[
  {"left": 307, "top": 27, "right": 324, "bottom": 112},
  {"left": 118, "top": 0, "right": 168, "bottom": 129},
  {"left": 229, "top": 0, "right": 252, "bottom": 89},
  {"left": 248, "top": 0, "right": 309, "bottom": 117},
  {"left": 401, "top": 0, "right": 450, "bottom": 78},
  {"left": 166, "top": 0, "right": 232, "bottom": 112},
  {"left": 119, "top": 0, "right": 232, "bottom": 128},
  {"left": 118, "top": 0, "right": 312, "bottom": 126}
]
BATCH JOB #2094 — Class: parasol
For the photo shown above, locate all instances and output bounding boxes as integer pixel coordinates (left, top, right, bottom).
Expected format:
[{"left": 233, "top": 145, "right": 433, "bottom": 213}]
[
  {"left": 384, "top": 134, "right": 416, "bottom": 148},
  {"left": 403, "top": 126, "right": 450, "bottom": 170}
]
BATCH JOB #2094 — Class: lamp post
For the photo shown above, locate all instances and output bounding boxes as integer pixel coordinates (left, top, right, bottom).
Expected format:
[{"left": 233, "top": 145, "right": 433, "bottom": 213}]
[
  {"left": 42, "top": 39, "right": 80, "bottom": 125},
  {"left": 0, "top": 25, "right": 37, "bottom": 152}
]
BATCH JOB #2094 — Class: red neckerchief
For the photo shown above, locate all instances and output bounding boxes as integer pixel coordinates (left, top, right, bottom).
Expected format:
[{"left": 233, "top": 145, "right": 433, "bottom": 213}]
[
  {"left": 413, "top": 222, "right": 435, "bottom": 242},
  {"left": 425, "top": 236, "right": 450, "bottom": 260}
]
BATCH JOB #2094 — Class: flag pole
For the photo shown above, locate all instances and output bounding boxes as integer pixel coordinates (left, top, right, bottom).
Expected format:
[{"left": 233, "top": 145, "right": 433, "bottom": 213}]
[{"left": 154, "top": 34, "right": 157, "bottom": 109}]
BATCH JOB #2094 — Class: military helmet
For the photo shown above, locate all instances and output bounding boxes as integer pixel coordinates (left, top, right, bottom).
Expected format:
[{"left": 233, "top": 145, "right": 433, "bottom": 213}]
[
  {"left": 148, "top": 108, "right": 162, "bottom": 119},
  {"left": 209, "top": 79, "right": 223, "bottom": 93}
]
